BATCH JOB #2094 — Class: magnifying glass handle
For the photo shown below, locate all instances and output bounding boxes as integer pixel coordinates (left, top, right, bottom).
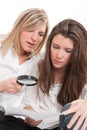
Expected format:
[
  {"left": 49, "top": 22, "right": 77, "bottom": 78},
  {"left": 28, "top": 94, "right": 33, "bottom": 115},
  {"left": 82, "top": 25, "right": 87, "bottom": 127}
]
[{"left": 21, "top": 84, "right": 27, "bottom": 92}]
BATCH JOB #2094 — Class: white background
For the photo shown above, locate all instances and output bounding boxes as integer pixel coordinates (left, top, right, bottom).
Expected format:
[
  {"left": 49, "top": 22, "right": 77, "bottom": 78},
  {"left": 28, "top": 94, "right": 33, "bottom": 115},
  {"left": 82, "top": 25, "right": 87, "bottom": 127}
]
[{"left": 0, "top": 0, "right": 87, "bottom": 34}]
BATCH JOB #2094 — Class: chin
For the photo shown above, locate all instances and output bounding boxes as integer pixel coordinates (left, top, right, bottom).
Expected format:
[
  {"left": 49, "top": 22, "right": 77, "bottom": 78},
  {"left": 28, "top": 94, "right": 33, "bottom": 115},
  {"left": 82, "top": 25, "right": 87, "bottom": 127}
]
[
  {"left": 25, "top": 48, "right": 32, "bottom": 52},
  {"left": 54, "top": 66, "right": 62, "bottom": 69}
]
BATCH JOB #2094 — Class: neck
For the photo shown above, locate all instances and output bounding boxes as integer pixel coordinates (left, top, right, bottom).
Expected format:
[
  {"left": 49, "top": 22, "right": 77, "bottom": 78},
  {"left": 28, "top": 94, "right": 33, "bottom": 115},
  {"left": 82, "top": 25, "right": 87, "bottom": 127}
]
[
  {"left": 18, "top": 54, "right": 28, "bottom": 64},
  {"left": 53, "top": 68, "right": 65, "bottom": 83},
  {"left": 14, "top": 45, "right": 31, "bottom": 64},
  {"left": 17, "top": 51, "right": 31, "bottom": 64}
]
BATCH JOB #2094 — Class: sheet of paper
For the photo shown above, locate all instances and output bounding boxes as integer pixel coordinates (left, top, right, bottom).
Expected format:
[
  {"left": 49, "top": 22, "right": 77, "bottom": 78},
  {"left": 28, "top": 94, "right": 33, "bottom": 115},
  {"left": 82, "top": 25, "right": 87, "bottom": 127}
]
[
  {"left": 37, "top": 115, "right": 60, "bottom": 129},
  {"left": 5, "top": 107, "right": 60, "bottom": 129}
]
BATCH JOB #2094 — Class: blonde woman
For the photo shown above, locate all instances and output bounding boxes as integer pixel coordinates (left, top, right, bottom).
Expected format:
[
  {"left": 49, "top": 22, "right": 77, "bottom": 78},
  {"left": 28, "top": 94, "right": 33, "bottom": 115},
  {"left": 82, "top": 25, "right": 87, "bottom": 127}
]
[{"left": 0, "top": 8, "right": 49, "bottom": 130}]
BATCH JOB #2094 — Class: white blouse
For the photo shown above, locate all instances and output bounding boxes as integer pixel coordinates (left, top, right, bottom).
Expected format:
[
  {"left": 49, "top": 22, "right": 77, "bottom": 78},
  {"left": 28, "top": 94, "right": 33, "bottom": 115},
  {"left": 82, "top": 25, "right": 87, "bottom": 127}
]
[
  {"left": 23, "top": 58, "right": 87, "bottom": 114},
  {"left": 0, "top": 35, "right": 42, "bottom": 109}
]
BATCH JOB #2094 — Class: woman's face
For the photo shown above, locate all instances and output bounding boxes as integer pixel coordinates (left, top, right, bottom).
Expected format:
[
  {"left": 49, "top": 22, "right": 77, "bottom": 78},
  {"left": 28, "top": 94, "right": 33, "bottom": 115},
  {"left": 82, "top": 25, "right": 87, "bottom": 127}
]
[
  {"left": 19, "top": 24, "right": 46, "bottom": 54},
  {"left": 51, "top": 34, "right": 74, "bottom": 71}
]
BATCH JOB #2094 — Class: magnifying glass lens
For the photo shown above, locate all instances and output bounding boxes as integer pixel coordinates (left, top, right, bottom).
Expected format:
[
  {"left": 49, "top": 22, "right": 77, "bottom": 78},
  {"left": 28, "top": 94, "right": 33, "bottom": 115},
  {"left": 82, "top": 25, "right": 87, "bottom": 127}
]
[{"left": 17, "top": 75, "right": 37, "bottom": 86}]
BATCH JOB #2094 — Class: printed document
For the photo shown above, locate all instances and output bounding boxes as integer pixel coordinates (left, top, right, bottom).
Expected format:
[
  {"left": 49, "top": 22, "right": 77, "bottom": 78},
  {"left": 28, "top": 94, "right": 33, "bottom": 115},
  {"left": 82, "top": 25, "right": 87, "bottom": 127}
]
[{"left": 5, "top": 107, "right": 60, "bottom": 129}]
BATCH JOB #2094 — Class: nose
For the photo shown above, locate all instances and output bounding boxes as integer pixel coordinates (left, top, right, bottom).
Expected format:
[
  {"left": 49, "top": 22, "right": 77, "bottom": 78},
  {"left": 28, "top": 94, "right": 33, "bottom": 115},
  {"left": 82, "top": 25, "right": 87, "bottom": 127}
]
[
  {"left": 57, "top": 50, "right": 63, "bottom": 58},
  {"left": 31, "top": 32, "right": 38, "bottom": 42}
]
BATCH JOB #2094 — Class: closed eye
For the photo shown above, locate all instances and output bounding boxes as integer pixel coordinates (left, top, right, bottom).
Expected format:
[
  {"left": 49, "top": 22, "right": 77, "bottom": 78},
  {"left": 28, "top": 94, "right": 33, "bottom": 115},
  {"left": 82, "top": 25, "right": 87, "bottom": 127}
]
[
  {"left": 65, "top": 49, "right": 73, "bottom": 53},
  {"left": 52, "top": 43, "right": 60, "bottom": 49}
]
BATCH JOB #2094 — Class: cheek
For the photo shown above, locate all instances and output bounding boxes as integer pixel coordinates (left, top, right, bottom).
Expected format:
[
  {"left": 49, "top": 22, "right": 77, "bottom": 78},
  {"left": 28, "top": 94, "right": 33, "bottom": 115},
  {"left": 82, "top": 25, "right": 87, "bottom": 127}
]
[
  {"left": 20, "top": 32, "right": 25, "bottom": 40},
  {"left": 52, "top": 49, "right": 57, "bottom": 57},
  {"left": 50, "top": 47, "right": 55, "bottom": 57},
  {"left": 19, "top": 35, "right": 25, "bottom": 46},
  {"left": 51, "top": 52, "right": 56, "bottom": 62},
  {"left": 38, "top": 38, "right": 43, "bottom": 44},
  {"left": 65, "top": 55, "right": 71, "bottom": 64},
  {"left": 35, "top": 39, "right": 42, "bottom": 48}
]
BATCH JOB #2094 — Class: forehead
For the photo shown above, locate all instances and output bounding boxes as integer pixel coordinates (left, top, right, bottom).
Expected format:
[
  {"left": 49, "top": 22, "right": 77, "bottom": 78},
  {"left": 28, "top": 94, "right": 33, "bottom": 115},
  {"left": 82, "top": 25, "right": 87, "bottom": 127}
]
[
  {"left": 24, "top": 22, "right": 47, "bottom": 32},
  {"left": 52, "top": 34, "right": 74, "bottom": 48},
  {"left": 36, "top": 23, "right": 47, "bottom": 31}
]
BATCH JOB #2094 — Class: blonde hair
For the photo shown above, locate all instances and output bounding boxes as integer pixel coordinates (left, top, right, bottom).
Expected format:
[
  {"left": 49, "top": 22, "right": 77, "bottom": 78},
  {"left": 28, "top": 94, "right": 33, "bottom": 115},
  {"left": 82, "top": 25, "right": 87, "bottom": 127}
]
[{"left": 1, "top": 8, "right": 49, "bottom": 57}]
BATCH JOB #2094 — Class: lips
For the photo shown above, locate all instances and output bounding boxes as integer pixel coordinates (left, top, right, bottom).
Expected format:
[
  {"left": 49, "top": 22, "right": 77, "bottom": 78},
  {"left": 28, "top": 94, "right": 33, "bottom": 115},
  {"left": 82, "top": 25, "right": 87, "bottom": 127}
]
[
  {"left": 26, "top": 41, "right": 35, "bottom": 48},
  {"left": 53, "top": 59, "right": 63, "bottom": 64}
]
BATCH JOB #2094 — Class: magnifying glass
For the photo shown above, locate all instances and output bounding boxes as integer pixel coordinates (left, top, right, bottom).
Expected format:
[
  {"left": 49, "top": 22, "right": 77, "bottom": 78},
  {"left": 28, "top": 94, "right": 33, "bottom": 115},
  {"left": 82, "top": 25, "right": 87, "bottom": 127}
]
[{"left": 17, "top": 75, "right": 37, "bottom": 86}]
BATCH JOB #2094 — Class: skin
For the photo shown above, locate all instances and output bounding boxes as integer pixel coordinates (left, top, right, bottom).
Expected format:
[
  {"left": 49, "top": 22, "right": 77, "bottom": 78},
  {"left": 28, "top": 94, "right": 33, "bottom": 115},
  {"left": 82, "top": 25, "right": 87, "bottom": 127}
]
[
  {"left": 51, "top": 34, "right": 74, "bottom": 82},
  {"left": 19, "top": 24, "right": 46, "bottom": 55},
  {"left": 18, "top": 24, "right": 46, "bottom": 64}
]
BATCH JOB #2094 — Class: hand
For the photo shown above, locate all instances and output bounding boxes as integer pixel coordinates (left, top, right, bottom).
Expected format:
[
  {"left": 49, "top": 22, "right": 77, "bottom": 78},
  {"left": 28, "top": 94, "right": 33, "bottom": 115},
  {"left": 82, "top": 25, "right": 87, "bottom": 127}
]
[
  {"left": 24, "top": 106, "right": 35, "bottom": 111},
  {"left": 62, "top": 99, "right": 87, "bottom": 130},
  {"left": 24, "top": 105, "right": 42, "bottom": 126},
  {"left": 25, "top": 117, "right": 42, "bottom": 127},
  {"left": 1, "top": 77, "right": 21, "bottom": 93}
]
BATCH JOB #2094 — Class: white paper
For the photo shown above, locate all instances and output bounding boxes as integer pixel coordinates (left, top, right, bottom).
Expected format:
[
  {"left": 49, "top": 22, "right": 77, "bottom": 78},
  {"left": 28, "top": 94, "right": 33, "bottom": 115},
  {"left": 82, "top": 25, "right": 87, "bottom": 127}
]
[{"left": 5, "top": 107, "right": 60, "bottom": 129}]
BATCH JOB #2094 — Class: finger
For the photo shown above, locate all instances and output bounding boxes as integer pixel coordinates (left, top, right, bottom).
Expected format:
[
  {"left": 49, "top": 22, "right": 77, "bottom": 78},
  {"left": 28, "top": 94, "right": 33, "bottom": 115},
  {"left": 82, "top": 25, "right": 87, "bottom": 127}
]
[
  {"left": 7, "top": 85, "right": 20, "bottom": 93},
  {"left": 31, "top": 120, "right": 42, "bottom": 126},
  {"left": 25, "top": 118, "right": 42, "bottom": 126},
  {"left": 11, "top": 78, "right": 21, "bottom": 91},
  {"left": 26, "top": 117, "right": 42, "bottom": 123},
  {"left": 26, "top": 117, "right": 35, "bottom": 122},
  {"left": 24, "top": 106, "right": 35, "bottom": 111},
  {"left": 81, "top": 118, "right": 87, "bottom": 130},
  {"left": 7, "top": 89, "right": 19, "bottom": 93},
  {"left": 67, "top": 110, "right": 82, "bottom": 129},
  {"left": 12, "top": 83, "right": 21, "bottom": 91}
]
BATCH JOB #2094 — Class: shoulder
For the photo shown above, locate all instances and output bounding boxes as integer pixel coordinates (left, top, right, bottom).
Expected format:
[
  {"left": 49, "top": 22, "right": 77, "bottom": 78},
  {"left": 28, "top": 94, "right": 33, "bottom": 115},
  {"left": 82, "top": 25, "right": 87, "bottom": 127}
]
[{"left": 0, "top": 34, "right": 6, "bottom": 41}]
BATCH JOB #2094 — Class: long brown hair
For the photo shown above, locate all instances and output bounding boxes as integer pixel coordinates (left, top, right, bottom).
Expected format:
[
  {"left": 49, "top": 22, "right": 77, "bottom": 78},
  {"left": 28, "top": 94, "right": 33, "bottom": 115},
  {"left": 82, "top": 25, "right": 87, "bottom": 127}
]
[{"left": 38, "top": 19, "right": 87, "bottom": 106}]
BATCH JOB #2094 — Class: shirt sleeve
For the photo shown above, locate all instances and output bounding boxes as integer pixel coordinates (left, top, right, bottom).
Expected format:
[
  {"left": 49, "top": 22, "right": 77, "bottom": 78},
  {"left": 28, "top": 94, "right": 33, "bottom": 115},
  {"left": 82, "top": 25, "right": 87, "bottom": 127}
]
[{"left": 81, "top": 84, "right": 87, "bottom": 99}]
